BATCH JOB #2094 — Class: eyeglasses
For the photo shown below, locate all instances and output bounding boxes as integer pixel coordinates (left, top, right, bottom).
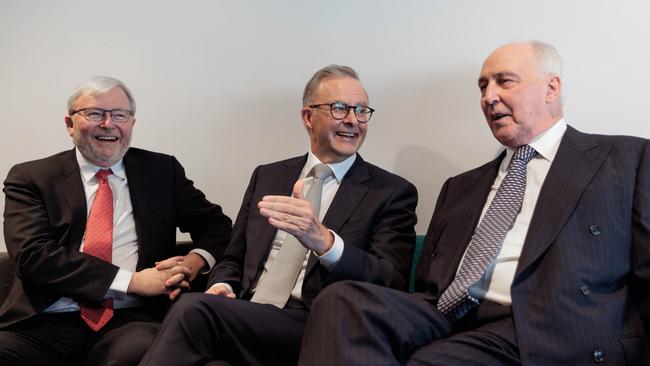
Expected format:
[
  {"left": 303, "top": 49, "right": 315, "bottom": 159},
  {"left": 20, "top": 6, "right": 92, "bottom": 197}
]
[
  {"left": 71, "top": 108, "right": 133, "bottom": 123},
  {"left": 309, "top": 102, "right": 375, "bottom": 123}
]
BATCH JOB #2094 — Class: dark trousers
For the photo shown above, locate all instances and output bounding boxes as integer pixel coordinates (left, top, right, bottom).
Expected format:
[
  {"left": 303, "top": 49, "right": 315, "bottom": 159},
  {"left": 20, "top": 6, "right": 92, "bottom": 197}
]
[
  {"left": 0, "top": 307, "right": 160, "bottom": 366},
  {"left": 139, "top": 292, "right": 309, "bottom": 366},
  {"left": 298, "top": 280, "right": 519, "bottom": 366}
]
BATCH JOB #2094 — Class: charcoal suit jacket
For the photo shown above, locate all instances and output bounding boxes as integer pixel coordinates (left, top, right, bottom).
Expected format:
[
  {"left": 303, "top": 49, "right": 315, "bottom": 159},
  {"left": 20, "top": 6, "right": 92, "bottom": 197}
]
[{"left": 209, "top": 153, "right": 418, "bottom": 304}]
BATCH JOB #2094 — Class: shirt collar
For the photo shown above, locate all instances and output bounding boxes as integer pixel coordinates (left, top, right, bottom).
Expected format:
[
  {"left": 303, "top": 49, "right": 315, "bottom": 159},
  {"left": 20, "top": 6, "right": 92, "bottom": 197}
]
[
  {"left": 75, "top": 148, "right": 126, "bottom": 184},
  {"left": 303, "top": 151, "right": 356, "bottom": 183},
  {"left": 503, "top": 118, "right": 567, "bottom": 165}
]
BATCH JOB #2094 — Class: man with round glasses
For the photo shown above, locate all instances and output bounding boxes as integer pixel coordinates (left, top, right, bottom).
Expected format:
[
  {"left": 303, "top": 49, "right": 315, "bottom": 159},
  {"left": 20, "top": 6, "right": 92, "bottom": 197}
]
[
  {"left": 0, "top": 76, "right": 232, "bottom": 365},
  {"left": 140, "top": 65, "right": 417, "bottom": 366}
]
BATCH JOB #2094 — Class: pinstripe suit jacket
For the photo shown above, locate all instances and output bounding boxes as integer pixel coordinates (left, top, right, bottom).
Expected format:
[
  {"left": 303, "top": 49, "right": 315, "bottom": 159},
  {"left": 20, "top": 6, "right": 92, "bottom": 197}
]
[{"left": 416, "top": 126, "right": 649, "bottom": 365}]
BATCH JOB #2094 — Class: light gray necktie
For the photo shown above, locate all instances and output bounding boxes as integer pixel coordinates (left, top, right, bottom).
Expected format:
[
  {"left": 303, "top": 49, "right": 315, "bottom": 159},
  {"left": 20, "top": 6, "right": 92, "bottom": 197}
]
[
  {"left": 251, "top": 163, "right": 334, "bottom": 308},
  {"left": 437, "top": 145, "right": 537, "bottom": 321}
]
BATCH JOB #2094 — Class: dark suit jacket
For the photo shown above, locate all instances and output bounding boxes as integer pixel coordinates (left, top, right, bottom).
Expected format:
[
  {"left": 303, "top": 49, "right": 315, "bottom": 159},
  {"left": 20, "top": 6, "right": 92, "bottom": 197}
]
[
  {"left": 416, "top": 126, "right": 649, "bottom": 365},
  {"left": 0, "top": 147, "right": 232, "bottom": 328},
  {"left": 208, "top": 154, "right": 417, "bottom": 304}
]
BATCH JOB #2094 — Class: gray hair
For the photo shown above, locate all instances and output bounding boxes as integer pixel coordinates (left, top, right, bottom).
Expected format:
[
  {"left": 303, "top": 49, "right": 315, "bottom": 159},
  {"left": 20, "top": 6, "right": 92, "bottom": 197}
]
[
  {"left": 302, "top": 65, "right": 360, "bottom": 106},
  {"left": 530, "top": 41, "right": 563, "bottom": 79},
  {"left": 530, "top": 41, "right": 565, "bottom": 103},
  {"left": 67, "top": 76, "right": 136, "bottom": 115}
]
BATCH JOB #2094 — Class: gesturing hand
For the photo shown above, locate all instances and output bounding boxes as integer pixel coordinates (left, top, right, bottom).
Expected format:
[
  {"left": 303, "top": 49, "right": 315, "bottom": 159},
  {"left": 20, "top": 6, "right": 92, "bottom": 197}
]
[{"left": 257, "top": 179, "right": 333, "bottom": 255}]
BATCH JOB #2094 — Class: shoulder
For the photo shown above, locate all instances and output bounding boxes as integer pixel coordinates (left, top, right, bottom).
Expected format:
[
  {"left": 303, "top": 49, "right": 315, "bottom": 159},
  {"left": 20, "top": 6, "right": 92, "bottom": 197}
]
[
  {"left": 6, "top": 150, "right": 75, "bottom": 179},
  {"left": 124, "top": 147, "right": 174, "bottom": 162},
  {"left": 359, "top": 159, "right": 415, "bottom": 189},
  {"left": 252, "top": 155, "right": 306, "bottom": 175},
  {"left": 565, "top": 126, "right": 648, "bottom": 153}
]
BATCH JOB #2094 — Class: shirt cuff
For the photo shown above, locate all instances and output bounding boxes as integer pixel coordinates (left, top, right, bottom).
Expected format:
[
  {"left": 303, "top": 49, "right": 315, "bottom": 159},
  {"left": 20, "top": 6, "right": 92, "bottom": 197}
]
[
  {"left": 190, "top": 248, "right": 216, "bottom": 274},
  {"left": 108, "top": 268, "right": 133, "bottom": 299},
  {"left": 317, "top": 230, "right": 344, "bottom": 270}
]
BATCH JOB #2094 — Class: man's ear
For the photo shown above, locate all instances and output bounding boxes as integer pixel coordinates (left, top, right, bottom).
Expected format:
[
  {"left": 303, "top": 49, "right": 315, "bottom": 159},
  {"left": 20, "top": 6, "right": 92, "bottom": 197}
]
[
  {"left": 64, "top": 116, "right": 74, "bottom": 137},
  {"left": 301, "top": 107, "right": 313, "bottom": 130},
  {"left": 546, "top": 75, "right": 562, "bottom": 103}
]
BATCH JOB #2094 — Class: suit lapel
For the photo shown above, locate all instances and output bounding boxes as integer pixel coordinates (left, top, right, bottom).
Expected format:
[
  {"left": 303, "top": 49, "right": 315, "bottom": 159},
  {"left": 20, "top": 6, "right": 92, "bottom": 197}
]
[
  {"left": 58, "top": 149, "right": 87, "bottom": 249},
  {"left": 123, "top": 150, "right": 149, "bottom": 268},
  {"left": 513, "top": 126, "right": 610, "bottom": 283},
  {"left": 249, "top": 156, "right": 306, "bottom": 271},
  {"left": 437, "top": 154, "right": 503, "bottom": 285}
]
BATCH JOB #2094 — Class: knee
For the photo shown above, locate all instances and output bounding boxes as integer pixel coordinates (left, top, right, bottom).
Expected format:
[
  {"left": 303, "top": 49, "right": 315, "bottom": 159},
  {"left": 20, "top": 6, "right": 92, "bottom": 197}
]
[
  {"left": 83, "top": 322, "right": 159, "bottom": 366},
  {"left": 167, "top": 292, "right": 214, "bottom": 319},
  {"left": 313, "top": 280, "right": 372, "bottom": 311}
]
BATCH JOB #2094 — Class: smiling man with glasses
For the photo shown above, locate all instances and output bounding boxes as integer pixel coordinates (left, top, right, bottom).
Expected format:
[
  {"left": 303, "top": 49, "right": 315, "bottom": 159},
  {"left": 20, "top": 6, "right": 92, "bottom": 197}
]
[
  {"left": 140, "top": 65, "right": 418, "bottom": 366},
  {"left": 0, "top": 76, "right": 232, "bottom": 366}
]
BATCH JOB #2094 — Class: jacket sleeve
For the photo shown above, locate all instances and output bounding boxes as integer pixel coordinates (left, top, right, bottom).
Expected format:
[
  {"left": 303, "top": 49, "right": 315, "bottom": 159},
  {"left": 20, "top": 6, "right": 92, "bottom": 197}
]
[{"left": 3, "top": 163, "right": 118, "bottom": 305}]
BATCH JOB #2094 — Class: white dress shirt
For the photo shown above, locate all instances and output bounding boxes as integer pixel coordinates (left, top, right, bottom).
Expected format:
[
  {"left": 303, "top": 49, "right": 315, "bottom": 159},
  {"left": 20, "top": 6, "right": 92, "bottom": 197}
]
[{"left": 467, "top": 119, "right": 567, "bottom": 305}]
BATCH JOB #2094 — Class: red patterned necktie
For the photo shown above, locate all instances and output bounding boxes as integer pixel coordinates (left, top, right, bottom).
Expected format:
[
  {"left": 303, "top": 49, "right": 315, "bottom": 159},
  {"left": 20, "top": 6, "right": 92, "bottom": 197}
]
[{"left": 80, "top": 169, "right": 114, "bottom": 331}]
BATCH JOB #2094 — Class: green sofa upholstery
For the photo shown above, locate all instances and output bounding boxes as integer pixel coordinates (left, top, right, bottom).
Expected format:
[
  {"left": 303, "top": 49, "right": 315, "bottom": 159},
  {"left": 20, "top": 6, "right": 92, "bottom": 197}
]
[{"left": 409, "top": 235, "right": 425, "bottom": 293}]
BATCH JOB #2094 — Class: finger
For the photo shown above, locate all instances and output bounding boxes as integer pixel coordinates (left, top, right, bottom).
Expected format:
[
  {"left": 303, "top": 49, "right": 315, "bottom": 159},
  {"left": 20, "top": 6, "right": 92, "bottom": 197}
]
[
  {"left": 258, "top": 202, "right": 308, "bottom": 220},
  {"left": 165, "top": 272, "right": 187, "bottom": 287},
  {"left": 168, "top": 287, "right": 182, "bottom": 301},
  {"left": 293, "top": 179, "right": 305, "bottom": 200},
  {"left": 155, "top": 256, "right": 185, "bottom": 270}
]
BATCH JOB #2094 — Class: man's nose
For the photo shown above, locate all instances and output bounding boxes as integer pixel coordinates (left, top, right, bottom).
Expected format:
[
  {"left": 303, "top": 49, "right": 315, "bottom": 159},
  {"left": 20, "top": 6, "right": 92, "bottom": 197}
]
[{"left": 482, "top": 83, "right": 500, "bottom": 106}]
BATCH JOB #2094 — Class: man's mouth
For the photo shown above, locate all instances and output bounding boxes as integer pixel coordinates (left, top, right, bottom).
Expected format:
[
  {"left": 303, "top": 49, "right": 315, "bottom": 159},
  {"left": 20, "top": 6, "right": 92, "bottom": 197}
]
[
  {"left": 95, "top": 136, "right": 118, "bottom": 142},
  {"left": 335, "top": 131, "right": 358, "bottom": 138},
  {"left": 491, "top": 113, "right": 511, "bottom": 122}
]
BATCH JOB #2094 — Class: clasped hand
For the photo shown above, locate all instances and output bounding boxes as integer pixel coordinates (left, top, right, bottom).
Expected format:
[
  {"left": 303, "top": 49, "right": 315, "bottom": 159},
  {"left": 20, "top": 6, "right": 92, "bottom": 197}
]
[
  {"left": 257, "top": 179, "right": 333, "bottom": 255},
  {"left": 128, "top": 253, "right": 206, "bottom": 300}
]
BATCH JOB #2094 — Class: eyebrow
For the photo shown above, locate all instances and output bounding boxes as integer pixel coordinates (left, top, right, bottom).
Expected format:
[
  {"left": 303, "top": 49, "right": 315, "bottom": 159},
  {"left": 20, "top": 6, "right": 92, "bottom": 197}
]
[{"left": 478, "top": 72, "right": 520, "bottom": 85}]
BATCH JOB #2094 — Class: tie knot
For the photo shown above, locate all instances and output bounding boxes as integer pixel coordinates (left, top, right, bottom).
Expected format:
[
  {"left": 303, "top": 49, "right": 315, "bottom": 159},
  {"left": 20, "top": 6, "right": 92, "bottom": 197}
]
[
  {"left": 96, "top": 169, "right": 112, "bottom": 182},
  {"left": 513, "top": 145, "right": 537, "bottom": 164},
  {"left": 310, "top": 163, "right": 333, "bottom": 181}
]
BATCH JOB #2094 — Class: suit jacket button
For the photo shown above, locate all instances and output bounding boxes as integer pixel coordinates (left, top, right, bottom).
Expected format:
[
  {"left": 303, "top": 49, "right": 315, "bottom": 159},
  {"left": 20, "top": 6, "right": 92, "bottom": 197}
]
[
  {"left": 588, "top": 225, "right": 600, "bottom": 236},
  {"left": 580, "top": 284, "right": 591, "bottom": 296},
  {"left": 592, "top": 349, "right": 605, "bottom": 363},
  {"left": 431, "top": 250, "right": 438, "bottom": 258}
]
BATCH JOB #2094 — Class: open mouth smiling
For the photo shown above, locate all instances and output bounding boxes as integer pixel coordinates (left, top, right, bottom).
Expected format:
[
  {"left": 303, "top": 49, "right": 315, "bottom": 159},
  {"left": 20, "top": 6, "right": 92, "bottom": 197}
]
[
  {"left": 335, "top": 131, "right": 358, "bottom": 139},
  {"left": 95, "top": 136, "right": 118, "bottom": 142}
]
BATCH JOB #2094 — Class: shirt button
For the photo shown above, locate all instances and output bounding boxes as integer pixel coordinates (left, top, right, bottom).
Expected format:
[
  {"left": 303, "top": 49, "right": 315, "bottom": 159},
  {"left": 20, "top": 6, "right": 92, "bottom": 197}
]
[
  {"left": 588, "top": 225, "right": 601, "bottom": 236},
  {"left": 592, "top": 349, "right": 605, "bottom": 363},
  {"left": 580, "top": 284, "right": 591, "bottom": 296}
]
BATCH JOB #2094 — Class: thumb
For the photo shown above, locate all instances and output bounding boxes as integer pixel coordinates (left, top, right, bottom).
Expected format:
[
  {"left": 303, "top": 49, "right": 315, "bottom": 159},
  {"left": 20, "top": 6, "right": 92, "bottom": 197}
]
[{"left": 292, "top": 179, "right": 305, "bottom": 200}]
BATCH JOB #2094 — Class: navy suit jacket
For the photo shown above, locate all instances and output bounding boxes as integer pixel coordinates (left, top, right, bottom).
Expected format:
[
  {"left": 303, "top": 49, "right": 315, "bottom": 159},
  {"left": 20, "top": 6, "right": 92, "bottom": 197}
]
[
  {"left": 416, "top": 126, "right": 649, "bottom": 365},
  {"left": 0, "top": 148, "right": 232, "bottom": 328},
  {"left": 208, "top": 154, "right": 417, "bottom": 305}
]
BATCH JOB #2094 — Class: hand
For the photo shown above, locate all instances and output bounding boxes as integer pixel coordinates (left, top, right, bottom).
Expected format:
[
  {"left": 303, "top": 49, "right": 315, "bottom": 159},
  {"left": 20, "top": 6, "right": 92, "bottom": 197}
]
[
  {"left": 205, "top": 283, "right": 236, "bottom": 298},
  {"left": 128, "top": 265, "right": 191, "bottom": 300},
  {"left": 257, "top": 179, "right": 334, "bottom": 255},
  {"left": 156, "top": 253, "right": 206, "bottom": 283}
]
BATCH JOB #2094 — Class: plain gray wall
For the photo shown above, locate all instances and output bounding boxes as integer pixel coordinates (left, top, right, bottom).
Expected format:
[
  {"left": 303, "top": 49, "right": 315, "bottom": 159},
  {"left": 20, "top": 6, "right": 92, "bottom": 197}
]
[{"left": 1, "top": 0, "right": 649, "bottom": 251}]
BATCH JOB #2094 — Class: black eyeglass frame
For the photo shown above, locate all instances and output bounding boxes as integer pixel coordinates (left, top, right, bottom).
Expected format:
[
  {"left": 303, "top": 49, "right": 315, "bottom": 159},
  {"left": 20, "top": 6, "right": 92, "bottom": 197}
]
[
  {"left": 308, "top": 102, "right": 375, "bottom": 123},
  {"left": 70, "top": 108, "right": 134, "bottom": 123}
]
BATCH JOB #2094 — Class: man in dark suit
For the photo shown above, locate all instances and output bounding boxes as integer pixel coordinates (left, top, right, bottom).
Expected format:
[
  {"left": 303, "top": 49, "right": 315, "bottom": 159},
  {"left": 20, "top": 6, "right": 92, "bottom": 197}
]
[
  {"left": 298, "top": 42, "right": 650, "bottom": 365},
  {"left": 0, "top": 76, "right": 232, "bottom": 366},
  {"left": 139, "top": 65, "right": 418, "bottom": 366}
]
